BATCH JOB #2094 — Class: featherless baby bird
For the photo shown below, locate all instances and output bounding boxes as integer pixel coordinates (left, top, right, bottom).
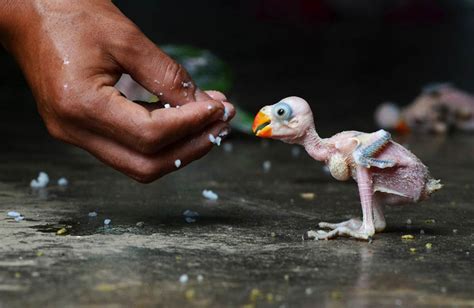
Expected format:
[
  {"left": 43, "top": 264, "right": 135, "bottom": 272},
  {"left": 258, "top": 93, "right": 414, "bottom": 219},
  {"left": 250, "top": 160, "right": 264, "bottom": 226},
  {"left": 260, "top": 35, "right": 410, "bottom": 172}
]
[{"left": 253, "top": 97, "right": 442, "bottom": 241}]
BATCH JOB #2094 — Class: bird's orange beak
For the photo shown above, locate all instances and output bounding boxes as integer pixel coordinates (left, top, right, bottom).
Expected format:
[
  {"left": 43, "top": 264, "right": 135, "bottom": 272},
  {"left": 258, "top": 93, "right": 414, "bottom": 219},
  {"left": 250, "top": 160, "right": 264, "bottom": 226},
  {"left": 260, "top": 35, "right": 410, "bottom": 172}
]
[
  {"left": 252, "top": 111, "right": 272, "bottom": 138},
  {"left": 395, "top": 120, "right": 410, "bottom": 134}
]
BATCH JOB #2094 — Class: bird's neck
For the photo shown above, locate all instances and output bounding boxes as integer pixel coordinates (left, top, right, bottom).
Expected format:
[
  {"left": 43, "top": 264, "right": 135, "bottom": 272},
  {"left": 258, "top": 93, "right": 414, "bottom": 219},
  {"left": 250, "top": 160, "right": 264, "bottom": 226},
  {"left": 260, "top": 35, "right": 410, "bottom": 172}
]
[{"left": 301, "top": 127, "right": 329, "bottom": 162}]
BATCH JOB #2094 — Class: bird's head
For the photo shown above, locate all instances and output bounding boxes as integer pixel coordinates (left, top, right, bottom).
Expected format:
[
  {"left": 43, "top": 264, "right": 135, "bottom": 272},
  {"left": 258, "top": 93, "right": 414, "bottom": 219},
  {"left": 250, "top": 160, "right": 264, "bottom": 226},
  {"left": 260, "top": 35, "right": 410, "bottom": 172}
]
[{"left": 252, "top": 96, "right": 314, "bottom": 143}]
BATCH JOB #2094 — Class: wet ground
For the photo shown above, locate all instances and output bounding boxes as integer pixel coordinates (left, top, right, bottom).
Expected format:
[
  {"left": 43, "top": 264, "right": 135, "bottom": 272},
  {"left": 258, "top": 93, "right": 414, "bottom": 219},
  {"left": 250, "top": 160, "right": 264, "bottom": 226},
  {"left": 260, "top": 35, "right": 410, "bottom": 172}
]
[{"left": 0, "top": 100, "right": 473, "bottom": 307}]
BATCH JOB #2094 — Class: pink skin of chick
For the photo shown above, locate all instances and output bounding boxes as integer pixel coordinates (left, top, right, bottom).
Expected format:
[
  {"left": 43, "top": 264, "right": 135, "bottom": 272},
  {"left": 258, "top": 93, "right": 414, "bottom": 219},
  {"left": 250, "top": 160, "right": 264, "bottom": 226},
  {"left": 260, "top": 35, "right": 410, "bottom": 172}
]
[{"left": 253, "top": 96, "right": 442, "bottom": 241}]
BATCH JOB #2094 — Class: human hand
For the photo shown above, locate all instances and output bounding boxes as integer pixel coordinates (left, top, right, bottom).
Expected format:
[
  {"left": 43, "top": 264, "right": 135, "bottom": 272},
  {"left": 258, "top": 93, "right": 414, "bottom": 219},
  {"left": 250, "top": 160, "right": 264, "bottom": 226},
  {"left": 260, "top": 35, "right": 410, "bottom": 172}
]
[{"left": 0, "top": 0, "right": 235, "bottom": 182}]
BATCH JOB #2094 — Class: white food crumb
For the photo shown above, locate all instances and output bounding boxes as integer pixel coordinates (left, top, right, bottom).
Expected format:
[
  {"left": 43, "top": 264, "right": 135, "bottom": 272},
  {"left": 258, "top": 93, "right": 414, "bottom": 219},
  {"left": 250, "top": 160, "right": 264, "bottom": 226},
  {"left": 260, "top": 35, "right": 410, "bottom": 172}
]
[
  {"left": 154, "top": 80, "right": 161, "bottom": 84},
  {"left": 104, "top": 219, "right": 111, "bottom": 225},
  {"left": 218, "top": 129, "right": 229, "bottom": 137},
  {"left": 179, "top": 274, "right": 189, "bottom": 284},
  {"left": 197, "top": 274, "right": 204, "bottom": 283},
  {"left": 222, "top": 106, "right": 230, "bottom": 121},
  {"left": 164, "top": 104, "right": 171, "bottom": 109},
  {"left": 305, "top": 288, "right": 313, "bottom": 295},
  {"left": 223, "top": 142, "right": 233, "bottom": 153},
  {"left": 291, "top": 146, "right": 301, "bottom": 158},
  {"left": 159, "top": 92, "right": 163, "bottom": 96},
  {"left": 183, "top": 210, "right": 199, "bottom": 223},
  {"left": 174, "top": 159, "right": 182, "bottom": 168},
  {"left": 181, "top": 81, "right": 191, "bottom": 88},
  {"left": 176, "top": 105, "right": 180, "bottom": 109},
  {"left": 88, "top": 212, "right": 97, "bottom": 217},
  {"left": 7, "top": 211, "right": 21, "bottom": 218},
  {"left": 14, "top": 216, "right": 24, "bottom": 222},
  {"left": 406, "top": 219, "right": 412, "bottom": 225},
  {"left": 263, "top": 161, "right": 272, "bottom": 173},
  {"left": 30, "top": 172, "right": 49, "bottom": 188},
  {"left": 63, "top": 59, "right": 70, "bottom": 65},
  {"left": 63, "top": 84, "right": 68, "bottom": 89},
  {"left": 202, "top": 189, "right": 218, "bottom": 201},
  {"left": 207, "top": 105, "right": 213, "bottom": 110},
  {"left": 57, "top": 177, "right": 68, "bottom": 186},
  {"left": 453, "top": 229, "right": 458, "bottom": 234},
  {"left": 208, "top": 134, "right": 222, "bottom": 146},
  {"left": 208, "top": 134, "right": 216, "bottom": 143}
]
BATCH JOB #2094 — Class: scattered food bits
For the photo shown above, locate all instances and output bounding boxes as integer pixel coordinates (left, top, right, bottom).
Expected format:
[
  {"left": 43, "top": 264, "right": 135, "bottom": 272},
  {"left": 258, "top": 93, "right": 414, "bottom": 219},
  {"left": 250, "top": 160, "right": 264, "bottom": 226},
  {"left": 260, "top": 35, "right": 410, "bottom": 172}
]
[
  {"left": 249, "top": 288, "right": 263, "bottom": 301},
  {"left": 263, "top": 161, "right": 272, "bottom": 173},
  {"left": 218, "top": 129, "right": 229, "bottom": 138},
  {"left": 300, "top": 192, "right": 315, "bottom": 200},
  {"left": 409, "top": 248, "right": 417, "bottom": 253},
  {"left": 266, "top": 293, "right": 274, "bottom": 303},
  {"left": 57, "top": 177, "right": 68, "bottom": 186},
  {"left": 284, "top": 274, "right": 289, "bottom": 281},
  {"left": 174, "top": 159, "right": 182, "bottom": 168},
  {"left": 453, "top": 229, "right": 458, "bottom": 234},
  {"left": 271, "top": 232, "right": 276, "bottom": 237},
  {"left": 197, "top": 274, "right": 204, "bottom": 283},
  {"left": 223, "top": 142, "right": 233, "bottom": 153},
  {"left": 30, "top": 172, "right": 49, "bottom": 188},
  {"left": 401, "top": 234, "right": 415, "bottom": 240},
  {"left": 181, "top": 81, "right": 192, "bottom": 88},
  {"left": 104, "top": 219, "right": 111, "bottom": 225},
  {"left": 305, "top": 288, "right": 313, "bottom": 295},
  {"left": 330, "top": 291, "right": 343, "bottom": 300},
  {"left": 179, "top": 274, "right": 189, "bottom": 284},
  {"left": 136, "top": 221, "right": 145, "bottom": 228},
  {"left": 164, "top": 104, "right": 171, "bottom": 109},
  {"left": 291, "top": 146, "right": 301, "bottom": 157},
  {"left": 425, "top": 219, "right": 436, "bottom": 224},
  {"left": 406, "top": 219, "right": 412, "bottom": 225},
  {"left": 208, "top": 134, "right": 216, "bottom": 143},
  {"left": 7, "top": 211, "right": 21, "bottom": 218},
  {"left": 14, "top": 216, "right": 24, "bottom": 222},
  {"left": 202, "top": 190, "right": 218, "bottom": 201},
  {"left": 420, "top": 229, "right": 425, "bottom": 235},
  {"left": 56, "top": 228, "right": 68, "bottom": 236},
  {"left": 222, "top": 107, "right": 230, "bottom": 121},
  {"left": 208, "top": 134, "right": 222, "bottom": 146},
  {"left": 184, "top": 289, "right": 195, "bottom": 300},
  {"left": 88, "top": 212, "right": 97, "bottom": 217},
  {"left": 425, "top": 243, "right": 433, "bottom": 249},
  {"left": 183, "top": 210, "right": 199, "bottom": 223}
]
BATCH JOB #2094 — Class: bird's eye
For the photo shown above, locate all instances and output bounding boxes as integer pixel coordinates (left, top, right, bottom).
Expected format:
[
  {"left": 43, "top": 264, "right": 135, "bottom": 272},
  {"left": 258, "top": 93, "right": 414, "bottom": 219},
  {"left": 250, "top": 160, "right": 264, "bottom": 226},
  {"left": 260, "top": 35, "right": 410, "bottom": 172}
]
[{"left": 272, "top": 102, "right": 292, "bottom": 121}]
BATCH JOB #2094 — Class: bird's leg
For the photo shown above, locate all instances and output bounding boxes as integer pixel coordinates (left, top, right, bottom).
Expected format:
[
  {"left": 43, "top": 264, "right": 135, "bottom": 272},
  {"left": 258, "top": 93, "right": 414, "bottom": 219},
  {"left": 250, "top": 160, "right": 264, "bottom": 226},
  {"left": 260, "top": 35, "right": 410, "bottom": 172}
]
[
  {"left": 318, "top": 197, "right": 386, "bottom": 232},
  {"left": 304, "top": 167, "right": 376, "bottom": 241},
  {"left": 373, "top": 195, "right": 386, "bottom": 232}
]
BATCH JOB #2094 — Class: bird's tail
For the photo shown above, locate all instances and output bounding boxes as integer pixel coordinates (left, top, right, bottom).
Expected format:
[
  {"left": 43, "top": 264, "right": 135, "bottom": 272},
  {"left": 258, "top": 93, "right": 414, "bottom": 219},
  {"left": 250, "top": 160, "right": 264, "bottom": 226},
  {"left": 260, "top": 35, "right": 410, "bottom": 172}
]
[{"left": 425, "top": 178, "right": 443, "bottom": 196}]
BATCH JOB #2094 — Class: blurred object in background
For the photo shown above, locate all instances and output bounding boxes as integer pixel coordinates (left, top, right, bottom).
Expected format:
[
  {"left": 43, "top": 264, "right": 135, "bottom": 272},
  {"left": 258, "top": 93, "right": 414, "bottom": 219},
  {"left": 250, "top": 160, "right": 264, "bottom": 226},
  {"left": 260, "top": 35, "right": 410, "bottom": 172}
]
[
  {"left": 375, "top": 83, "right": 474, "bottom": 134},
  {"left": 115, "top": 45, "right": 254, "bottom": 134},
  {"left": 254, "top": 0, "right": 446, "bottom": 23}
]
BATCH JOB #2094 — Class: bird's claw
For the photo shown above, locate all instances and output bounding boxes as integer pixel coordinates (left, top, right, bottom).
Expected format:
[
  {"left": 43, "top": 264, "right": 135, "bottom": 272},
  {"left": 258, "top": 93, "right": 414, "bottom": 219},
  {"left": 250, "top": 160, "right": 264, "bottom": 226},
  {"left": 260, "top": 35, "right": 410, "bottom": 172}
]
[{"left": 303, "top": 222, "right": 375, "bottom": 242}]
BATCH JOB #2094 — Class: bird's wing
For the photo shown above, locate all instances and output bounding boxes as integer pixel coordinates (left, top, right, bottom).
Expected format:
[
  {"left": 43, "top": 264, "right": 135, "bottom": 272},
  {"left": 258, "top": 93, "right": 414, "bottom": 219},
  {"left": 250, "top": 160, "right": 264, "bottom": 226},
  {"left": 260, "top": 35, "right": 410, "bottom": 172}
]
[{"left": 352, "top": 130, "right": 396, "bottom": 169}]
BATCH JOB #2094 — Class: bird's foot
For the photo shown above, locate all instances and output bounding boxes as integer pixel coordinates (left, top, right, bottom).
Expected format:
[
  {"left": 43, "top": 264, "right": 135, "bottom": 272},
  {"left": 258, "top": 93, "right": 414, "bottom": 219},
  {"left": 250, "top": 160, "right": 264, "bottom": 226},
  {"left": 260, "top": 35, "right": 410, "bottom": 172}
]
[
  {"left": 318, "top": 218, "right": 362, "bottom": 230},
  {"left": 303, "top": 223, "right": 375, "bottom": 241}
]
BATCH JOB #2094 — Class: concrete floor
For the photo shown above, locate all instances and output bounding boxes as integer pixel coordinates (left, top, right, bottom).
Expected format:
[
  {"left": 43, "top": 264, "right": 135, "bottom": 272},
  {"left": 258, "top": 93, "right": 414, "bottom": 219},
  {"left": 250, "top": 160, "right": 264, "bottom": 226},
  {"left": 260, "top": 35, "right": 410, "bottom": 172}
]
[{"left": 0, "top": 115, "right": 473, "bottom": 307}]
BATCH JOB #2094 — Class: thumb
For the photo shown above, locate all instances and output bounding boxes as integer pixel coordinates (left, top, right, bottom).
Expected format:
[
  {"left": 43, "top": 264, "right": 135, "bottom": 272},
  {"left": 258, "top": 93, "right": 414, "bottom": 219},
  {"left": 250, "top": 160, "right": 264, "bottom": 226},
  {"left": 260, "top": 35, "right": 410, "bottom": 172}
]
[{"left": 112, "top": 34, "right": 210, "bottom": 105}]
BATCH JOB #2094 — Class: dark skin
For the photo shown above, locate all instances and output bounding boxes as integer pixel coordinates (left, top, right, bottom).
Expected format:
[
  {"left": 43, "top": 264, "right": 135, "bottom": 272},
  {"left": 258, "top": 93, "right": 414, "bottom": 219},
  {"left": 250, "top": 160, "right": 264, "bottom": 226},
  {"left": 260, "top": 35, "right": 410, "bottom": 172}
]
[{"left": 0, "top": 0, "right": 235, "bottom": 183}]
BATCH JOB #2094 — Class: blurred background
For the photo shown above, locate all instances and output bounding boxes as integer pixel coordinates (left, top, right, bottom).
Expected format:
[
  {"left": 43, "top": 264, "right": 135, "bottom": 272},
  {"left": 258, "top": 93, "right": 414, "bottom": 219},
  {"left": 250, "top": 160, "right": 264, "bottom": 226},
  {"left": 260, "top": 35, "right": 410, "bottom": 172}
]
[{"left": 1, "top": 0, "right": 474, "bottom": 134}]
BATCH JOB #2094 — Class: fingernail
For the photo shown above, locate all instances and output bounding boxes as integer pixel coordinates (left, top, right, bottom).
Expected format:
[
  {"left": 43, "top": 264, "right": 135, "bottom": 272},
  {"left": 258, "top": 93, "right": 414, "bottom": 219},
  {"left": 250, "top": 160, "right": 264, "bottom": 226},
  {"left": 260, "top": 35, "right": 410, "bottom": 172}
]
[{"left": 222, "top": 103, "right": 235, "bottom": 122}]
